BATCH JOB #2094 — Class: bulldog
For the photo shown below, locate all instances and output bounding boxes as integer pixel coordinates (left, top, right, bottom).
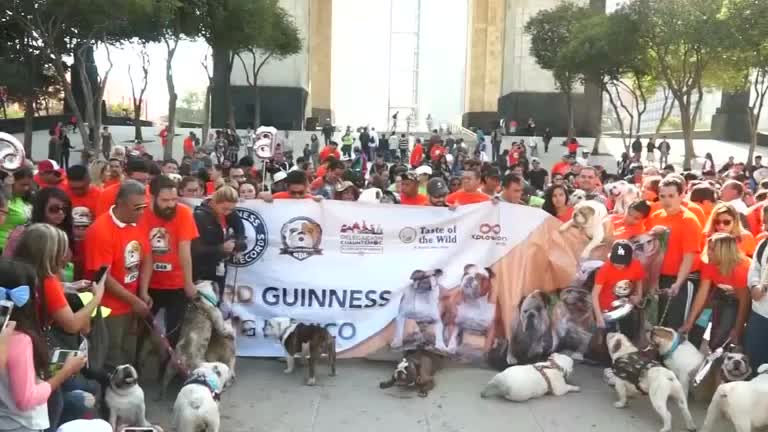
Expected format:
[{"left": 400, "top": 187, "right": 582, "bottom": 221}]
[
  {"left": 560, "top": 200, "right": 608, "bottom": 259},
  {"left": 509, "top": 290, "right": 556, "bottom": 365},
  {"left": 263, "top": 317, "right": 336, "bottom": 386},
  {"left": 551, "top": 285, "right": 595, "bottom": 360},
  {"left": 721, "top": 352, "right": 753, "bottom": 383},
  {"left": 480, "top": 353, "right": 579, "bottom": 402},
  {"left": 105, "top": 365, "right": 151, "bottom": 431},
  {"left": 569, "top": 189, "right": 587, "bottom": 206},
  {"left": 604, "top": 180, "right": 640, "bottom": 215},
  {"left": 701, "top": 364, "right": 768, "bottom": 432},
  {"left": 173, "top": 362, "right": 233, "bottom": 432},
  {"left": 379, "top": 349, "right": 444, "bottom": 397},
  {"left": 649, "top": 326, "right": 704, "bottom": 396},
  {"left": 607, "top": 333, "right": 696, "bottom": 432}
]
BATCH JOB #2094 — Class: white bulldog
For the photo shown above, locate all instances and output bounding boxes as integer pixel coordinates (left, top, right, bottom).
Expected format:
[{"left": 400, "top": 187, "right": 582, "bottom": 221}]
[
  {"left": 560, "top": 200, "right": 608, "bottom": 259},
  {"left": 604, "top": 180, "right": 640, "bottom": 215},
  {"left": 649, "top": 326, "right": 704, "bottom": 396},
  {"left": 701, "top": 364, "right": 768, "bottom": 432},
  {"left": 607, "top": 333, "right": 696, "bottom": 432},
  {"left": 480, "top": 353, "right": 579, "bottom": 402},
  {"left": 173, "top": 362, "right": 233, "bottom": 432}
]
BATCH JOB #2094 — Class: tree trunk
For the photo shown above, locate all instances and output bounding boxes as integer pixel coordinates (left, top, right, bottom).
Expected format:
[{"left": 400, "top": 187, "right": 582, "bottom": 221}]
[
  {"left": 226, "top": 51, "right": 236, "bottom": 129},
  {"left": 133, "top": 103, "right": 143, "bottom": 141},
  {"left": 679, "top": 102, "right": 694, "bottom": 170},
  {"left": 253, "top": 85, "right": 261, "bottom": 129},
  {"left": 164, "top": 37, "right": 179, "bottom": 161},
  {"left": 565, "top": 90, "right": 574, "bottom": 139},
  {"left": 605, "top": 85, "right": 628, "bottom": 152},
  {"left": 23, "top": 96, "right": 34, "bottom": 158},
  {"left": 202, "top": 84, "right": 211, "bottom": 146}
]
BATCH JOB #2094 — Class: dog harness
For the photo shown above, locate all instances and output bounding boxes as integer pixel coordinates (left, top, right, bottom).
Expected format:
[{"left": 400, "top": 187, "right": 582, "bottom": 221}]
[
  {"left": 533, "top": 360, "right": 565, "bottom": 395},
  {"left": 182, "top": 371, "right": 221, "bottom": 401},
  {"left": 612, "top": 352, "right": 660, "bottom": 394}
]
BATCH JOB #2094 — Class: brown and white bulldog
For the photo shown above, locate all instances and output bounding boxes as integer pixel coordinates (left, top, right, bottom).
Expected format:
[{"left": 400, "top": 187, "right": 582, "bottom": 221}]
[
  {"left": 379, "top": 349, "right": 444, "bottom": 397},
  {"left": 263, "top": 317, "right": 336, "bottom": 386}
]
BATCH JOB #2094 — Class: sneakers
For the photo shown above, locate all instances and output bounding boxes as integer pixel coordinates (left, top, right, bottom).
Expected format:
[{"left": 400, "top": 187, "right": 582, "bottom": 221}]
[{"left": 603, "top": 367, "right": 617, "bottom": 386}]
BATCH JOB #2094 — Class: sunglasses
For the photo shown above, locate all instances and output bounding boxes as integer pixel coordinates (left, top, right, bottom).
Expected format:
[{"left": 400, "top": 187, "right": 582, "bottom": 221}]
[
  {"left": 133, "top": 204, "right": 148, "bottom": 212},
  {"left": 47, "top": 205, "right": 69, "bottom": 214},
  {"left": 714, "top": 218, "right": 733, "bottom": 227}
]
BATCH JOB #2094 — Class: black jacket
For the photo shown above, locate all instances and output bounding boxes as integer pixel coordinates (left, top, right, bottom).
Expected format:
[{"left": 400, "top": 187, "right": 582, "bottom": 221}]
[{"left": 192, "top": 199, "right": 246, "bottom": 282}]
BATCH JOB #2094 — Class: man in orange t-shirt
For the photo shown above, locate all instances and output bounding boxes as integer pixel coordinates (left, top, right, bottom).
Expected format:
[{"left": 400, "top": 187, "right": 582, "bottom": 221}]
[
  {"left": 551, "top": 153, "right": 572, "bottom": 176},
  {"left": 647, "top": 177, "right": 702, "bottom": 331},
  {"left": 271, "top": 171, "right": 320, "bottom": 200},
  {"left": 138, "top": 175, "right": 199, "bottom": 347},
  {"left": 446, "top": 169, "right": 490, "bottom": 206},
  {"left": 398, "top": 172, "right": 429, "bottom": 206},
  {"left": 84, "top": 180, "right": 152, "bottom": 367},
  {"left": 609, "top": 200, "right": 650, "bottom": 240},
  {"left": 102, "top": 158, "right": 124, "bottom": 188},
  {"left": 64, "top": 165, "right": 102, "bottom": 279},
  {"left": 319, "top": 141, "right": 341, "bottom": 163},
  {"left": 96, "top": 158, "right": 151, "bottom": 216},
  {"left": 593, "top": 240, "right": 645, "bottom": 330}
]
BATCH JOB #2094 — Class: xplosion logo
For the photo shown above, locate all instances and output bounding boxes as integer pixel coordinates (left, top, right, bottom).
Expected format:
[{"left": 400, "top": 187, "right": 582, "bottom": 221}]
[
  {"left": 229, "top": 207, "right": 268, "bottom": 267},
  {"left": 472, "top": 223, "right": 508, "bottom": 244}
]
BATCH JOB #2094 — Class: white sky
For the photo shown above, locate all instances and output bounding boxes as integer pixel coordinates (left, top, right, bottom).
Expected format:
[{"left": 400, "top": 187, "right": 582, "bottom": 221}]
[{"left": 95, "top": 0, "right": 468, "bottom": 129}]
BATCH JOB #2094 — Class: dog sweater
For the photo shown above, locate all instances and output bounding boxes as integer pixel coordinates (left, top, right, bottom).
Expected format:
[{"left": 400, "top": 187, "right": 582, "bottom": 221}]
[{"left": 612, "top": 352, "right": 660, "bottom": 393}]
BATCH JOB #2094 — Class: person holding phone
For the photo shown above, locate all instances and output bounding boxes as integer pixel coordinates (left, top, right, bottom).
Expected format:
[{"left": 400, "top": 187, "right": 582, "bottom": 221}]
[
  {"left": 13, "top": 224, "right": 104, "bottom": 334},
  {"left": 0, "top": 258, "right": 86, "bottom": 431}
]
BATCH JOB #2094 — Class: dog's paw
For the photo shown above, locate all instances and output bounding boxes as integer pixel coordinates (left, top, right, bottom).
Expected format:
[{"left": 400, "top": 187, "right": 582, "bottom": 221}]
[
  {"left": 418, "top": 390, "right": 428, "bottom": 398},
  {"left": 613, "top": 401, "right": 627, "bottom": 409},
  {"left": 306, "top": 377, "right": 316, "bottom": 386}
]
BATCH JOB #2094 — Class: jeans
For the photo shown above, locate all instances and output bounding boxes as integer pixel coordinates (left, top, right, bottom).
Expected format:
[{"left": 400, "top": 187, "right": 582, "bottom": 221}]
[{"left": 744, "top": 310, "right": 768, "bottom": 375}]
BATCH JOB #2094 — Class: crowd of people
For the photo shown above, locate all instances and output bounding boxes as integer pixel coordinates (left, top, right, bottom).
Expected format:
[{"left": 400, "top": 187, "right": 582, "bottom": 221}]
[{"left": 1, "top": 122, "right": 768, "bottom": 431}]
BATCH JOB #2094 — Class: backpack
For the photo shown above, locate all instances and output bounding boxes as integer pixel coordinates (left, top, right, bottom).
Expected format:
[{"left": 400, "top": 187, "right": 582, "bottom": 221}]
[{"left": 756, "top": 238, "right": 768, "bottom": 267}]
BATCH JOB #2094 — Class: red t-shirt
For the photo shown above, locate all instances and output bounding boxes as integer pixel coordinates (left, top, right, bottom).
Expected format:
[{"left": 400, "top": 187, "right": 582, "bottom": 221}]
[
  {"left": 183, "top": 137, "right": 195, "bottom": 155},
  {"left": 446, "top": 190, "right": 490, "bottom": 205},
  {"left": 595, "top": 260, "right": 645, "bottom": 311},
  {"left": 41, "top": 276, "right": 69, "bottom": 323},
  {"left": 319, "top": 147, "right": 340, "bottom": 163},
  {"left": 272, "top": 192, "right": 313, "bottom": 199},
  {"left": 647, "top": 208, "right": 702, "bottom": 276},
  {"left": 556, "top": 207, "right": 574, "bottom": 223},
  {"left": 84, "top": 211, "right": 149, "bottom": 315},
  {"left": 139, "top": 205, "right": 199, "bottom": 290},
  {"left": 400, "top": 193, "right": 429, "bottom": 206},
  {"left": 102, "top": 177, "right": 121, "bottom": 189},
  {"left": 551, "top": 161, "right": 570, "bottom": 176},
  {"left": 700, "top": 257, "right": 751, "bottom": 289},
  {"left": 65, "top": 184, "right": 102, "bottom": 221},
  {"left": 410, "top": 144, "right": 424, "bottom": 168}
]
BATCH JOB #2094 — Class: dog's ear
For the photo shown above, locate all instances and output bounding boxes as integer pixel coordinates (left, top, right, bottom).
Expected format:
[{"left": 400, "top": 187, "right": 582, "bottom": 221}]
[
  {"left": 730, "top": 345, "right": 744, "bottom": 354},
  {"left": 485, "top": 267, "right": 495, "bottom": 279},
  {"left": 610, "top": 336, "right": 622, "bottom": 354},
  {"left": 517, "top": 295, "right": 526, "bottom": 311},
  {"left": 410, "top": 270, "right": 426, "bottom": 280}
]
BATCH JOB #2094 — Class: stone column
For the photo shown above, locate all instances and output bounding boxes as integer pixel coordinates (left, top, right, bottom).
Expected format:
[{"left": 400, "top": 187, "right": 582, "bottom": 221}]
[
  {"left": 463, "top": 0, "right": 505, "bottom": 131},
  {"left": 309, "top": 0, "right": 333, "bottom": 128}
]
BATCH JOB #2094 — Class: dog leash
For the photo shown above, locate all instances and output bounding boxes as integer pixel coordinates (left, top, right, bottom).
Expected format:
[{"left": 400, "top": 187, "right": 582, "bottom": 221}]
[
  {"left": 692, "top": 337, "right": 733, "bottom": 387},
  {"left": 141, "top": 316, "right": 191, "bottom": 380}
]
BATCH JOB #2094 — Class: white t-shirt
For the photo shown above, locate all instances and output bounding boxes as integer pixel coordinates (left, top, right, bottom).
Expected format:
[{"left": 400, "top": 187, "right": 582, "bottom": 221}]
[{"left": 57, "top": 419, "right": 113, "bottom": 432}]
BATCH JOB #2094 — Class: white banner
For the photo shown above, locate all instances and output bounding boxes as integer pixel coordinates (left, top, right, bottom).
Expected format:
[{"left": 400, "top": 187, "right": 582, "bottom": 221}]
[{"left": 220, "top": 199, "right": 573, "bottom": 359}]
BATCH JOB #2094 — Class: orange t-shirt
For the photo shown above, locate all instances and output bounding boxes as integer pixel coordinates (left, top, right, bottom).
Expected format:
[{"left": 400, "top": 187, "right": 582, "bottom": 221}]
[
  {"left": 650, "top": 200, "right": 706, "bottom": 227},
  {"left": 206, "top": 181, "right": 215, "bottom": 196},
  {"left": 41, "top": 276, "right": 69, "bottom": 323},
  {"left": 96, "top": 182, "right": 151, "bottom": 216},
  {"left": 446, "top": 190, "right": 490, "bottom": 205},
  {"left": 316, "top": 165, "right": 328, "bottom": 180},
  {"left": 272, "top": 192, "right": 313, "bottom": 199},
  {"left": 65, "top": 184, "right": 102, "bottom": 220},
  {"left": 139, "top": 205, "right": 199, "bottom": 290},
  {"left": 551, "top": 161, "right": 570, "bottom": 176},
  {"left": 400, "top": 194, "right": 429, "bottom": 206},
  {"left": 647, "top": 208, "right": 702, "bottom": 276},
  {"left": 102, "top": 177, "right": 121, "bottom": 189},
  {"left": 595, "top": 260, "right": 645, "bottom": 311},
  {"left": 700, "top": 257, "right": 751, "bottom": 289},
  {"left": 319, "top": 147, "right": 340, "bottom": 163},
  {"left": 84, "top": 211, "right": 149, "bottom": 315},
  {"left": 556, "top": 207, "right": 574, "bottom": 223},
  {"left": 610, "top": 213, "right": 646, "bottom": 240},
  {"left": 701, "top": 231, "right": 757, "bottom": 257},
  {"left": 746, "top": 201, "right": 767, "bottom": 236}
]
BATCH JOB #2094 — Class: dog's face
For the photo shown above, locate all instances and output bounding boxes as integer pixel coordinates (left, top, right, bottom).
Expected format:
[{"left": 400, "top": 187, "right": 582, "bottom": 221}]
[
  {"left": 283, "top": 221, "right": 321, "bottom": 249},
  {"left": 570, "top": 190, "right": 586, "bottom": 205},
  {"left": 393, "top": 357, "right": 417, "bottom": 386},
  {"left": 196, "top": 361, "right": 233, "bottom": 390},
  {"left": 606, "top": 332, "right": 637, "bottom": 360},
  {"left": 410, "top": 269, "right": 443, "bottom": 293},
  {"left": 549, "top": 353, "right": 575, "bottom": 378},
  {"left": 558, "top": 287, "right": 591, "bottom": 311},
  {"left": 604, "top": 181, "right": 628, "bottom": 198},
  {"left": 572, "top": 204, "right": 597, "bottom": 227},
  {"left": 110, "top": 364, "right": 139, "bottom": 390},
  {"left": 649, "top": 326, "right": 677, "bottom": 354},
  {"left": 263, "top": 317, "right": 294, "bottom": 339},
  {"left": 613, "top": 280, "right": 633, "bottom": 298},
  {"left": 631, "top": 231, "right": 665, "bottom": 265},
  {"left": 722, "top": 352, "right": 752, "bottom": 382},
  {"left": 461, "top": 265, "right": 493, "bottom": 299},
  {"left": 519, "top": 290, "right": 549, "bottom": 333}
]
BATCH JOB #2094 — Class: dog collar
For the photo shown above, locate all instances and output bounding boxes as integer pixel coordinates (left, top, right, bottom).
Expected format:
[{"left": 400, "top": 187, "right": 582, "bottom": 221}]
[
  {"left": 199, "top": 290, "right": 218, "bottom": 308},
  {"left": 662, "top": 333, "right": 681, "bottom": 360},
  {"left": 183, "top": 373, "right": 221, "bottom": 401}
]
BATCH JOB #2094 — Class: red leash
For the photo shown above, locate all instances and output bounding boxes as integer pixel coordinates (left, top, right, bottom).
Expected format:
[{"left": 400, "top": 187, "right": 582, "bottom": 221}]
[{"left": 142, "top": 316, "right": 191, "bottom": 380}]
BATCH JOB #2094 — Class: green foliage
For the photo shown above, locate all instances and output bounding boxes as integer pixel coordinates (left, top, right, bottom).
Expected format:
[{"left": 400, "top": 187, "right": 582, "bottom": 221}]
[{"left": 198, "top": 0, "right": 278, "bottom": 51}]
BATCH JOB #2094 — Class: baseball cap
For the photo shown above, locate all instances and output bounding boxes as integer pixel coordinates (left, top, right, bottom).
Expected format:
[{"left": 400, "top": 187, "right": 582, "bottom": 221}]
[
  {"left": 399, "top": 171, "right": 418, "bottom": 183},
  {"left": 531, "top": 157, "right": 541, "bottom": 164},
  {"left": 415, "top": 165, "right": 433, "bottom": 176},
  {"left": 427, "top": 178, "right": 450, "bottom": 197},
  {"left": 38, "top": 159, "right": 61, "bottom": 174},
  {"left": 610, "top": 240, "right": 634, "bottom": 266}
]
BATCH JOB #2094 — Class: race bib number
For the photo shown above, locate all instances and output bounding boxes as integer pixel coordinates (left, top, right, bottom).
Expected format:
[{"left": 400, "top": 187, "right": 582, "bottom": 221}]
[
  {"left": 124, "top": 272, "right": 138, "bottom": 284},
  {"left": 153, "top": 263, "right": 172, "bottom": 272}
]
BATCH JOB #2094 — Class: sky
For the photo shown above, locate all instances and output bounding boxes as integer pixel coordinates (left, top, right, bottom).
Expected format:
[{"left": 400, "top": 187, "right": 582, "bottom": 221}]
[{"left": 95, "top": 0, "right": 469, "bottom": 130}]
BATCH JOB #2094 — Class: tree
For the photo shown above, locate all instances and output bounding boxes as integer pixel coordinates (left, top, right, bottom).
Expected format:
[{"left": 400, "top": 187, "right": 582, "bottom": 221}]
[
  {"left": 725, "top": 0, "right": 768, "bottom": 167},
  {"left": 632, "top": 0, "right": 731, "bottom": 169},
  {"left": 236, "top": 5, "right": 301, "bottom": 128},
  {"left": 128, "top": 45, "right": 150, "bottom": 142},
  {"left": 524, "top": 3, "right": 594, "bottom": 139},
  {"left": 655, "top": 86, "right": 676, "bottom": 135},
  {"left": 201, "top": 51, "right": 214, "bottom": 146}
]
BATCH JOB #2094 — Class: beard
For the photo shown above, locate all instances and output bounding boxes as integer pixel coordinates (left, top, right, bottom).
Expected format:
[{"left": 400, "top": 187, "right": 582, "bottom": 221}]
[{"left": 154, "top": 203, "right": 177, "bottom": 220}]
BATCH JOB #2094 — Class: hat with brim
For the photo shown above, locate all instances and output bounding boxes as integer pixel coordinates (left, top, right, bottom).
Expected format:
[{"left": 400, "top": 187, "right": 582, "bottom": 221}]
[{"left": 335, "top": 180, "right": 356, "bottom": 192}]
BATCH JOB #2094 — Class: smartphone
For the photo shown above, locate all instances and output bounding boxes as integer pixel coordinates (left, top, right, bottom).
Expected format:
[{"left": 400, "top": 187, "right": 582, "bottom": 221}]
[
  {"left": 91, "top": 265, "right": 109, "bottom": 285},
  {"left": 0, "top": 300, "right": 12, "bottom": 330},
  {"left": 51, "top": 349, "right": 82, "bottom": 364}
]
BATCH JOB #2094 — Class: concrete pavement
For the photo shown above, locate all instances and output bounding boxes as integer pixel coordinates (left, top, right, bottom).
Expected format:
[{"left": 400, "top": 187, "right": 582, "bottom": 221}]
[{"left": 144, "top": 358, "right": 722, "bottom": 432}]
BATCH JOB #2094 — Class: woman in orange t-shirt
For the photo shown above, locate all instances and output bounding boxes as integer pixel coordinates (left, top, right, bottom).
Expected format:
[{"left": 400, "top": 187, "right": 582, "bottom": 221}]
[
  {"left": 680, "top": 233, "right": 750, "bottom": 349},
  {"left": 702, "top": 202, "right": 756, "bottom": 257},
  {"left": 608, "top": 199, "right": 651, "bottom": 240},
  {"left": 542, "top": 184, "right": 573, "bottom": 222}
]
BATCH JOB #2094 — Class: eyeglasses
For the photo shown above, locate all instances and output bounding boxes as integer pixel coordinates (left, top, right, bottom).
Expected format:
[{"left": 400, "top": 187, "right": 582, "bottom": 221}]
[
  {"left": 133, "top": 204, "right": 148, "bottom": 213},
  {"left": 47, "top": 205, "right": 69, "bottom": 214},
  {"left": 715, "top": 218, "right": 733, "bottom": 227}
]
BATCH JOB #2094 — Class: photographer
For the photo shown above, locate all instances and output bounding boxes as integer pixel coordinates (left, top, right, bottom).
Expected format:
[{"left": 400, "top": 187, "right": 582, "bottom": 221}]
[{"left": 192, "top": 186, "right": 246, "bottom": 300}]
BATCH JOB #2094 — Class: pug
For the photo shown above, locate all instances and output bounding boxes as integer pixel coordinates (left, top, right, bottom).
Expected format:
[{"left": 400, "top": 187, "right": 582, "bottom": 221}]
[
  {"left": 480, "top": 353, "right": 579, "bottom": 402},
  {"left": 173, "top": 362, "right": 233, "bottom": 432},
  {"left": 105, "top": 365, "right": 151, "bottom": 431},
  {"left": 263, "top": 317, "right": 336, "bottom": 386},
  {"left": 560, "top": 200, "right": 608, "bottom": 259},
  {"left": 649, "top": 326, "right": 704, "bottom": 396},
  {"left": 700, "top": 364, "right": 768, "bottom": 432},
  {"left": 606, "top": 333, "right": 696, "bottom": 432},
  {"left": 509, "top": 290, "right": 556, "bottom": 365},
  {"left": 379, "top": 349, "right": 443, "bottom": 397}
]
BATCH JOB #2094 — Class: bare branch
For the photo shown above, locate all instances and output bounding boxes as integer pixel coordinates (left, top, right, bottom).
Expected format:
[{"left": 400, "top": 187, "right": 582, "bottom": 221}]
[{"left": 237, "top": 52, "right": 254, "bottom": 86}]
